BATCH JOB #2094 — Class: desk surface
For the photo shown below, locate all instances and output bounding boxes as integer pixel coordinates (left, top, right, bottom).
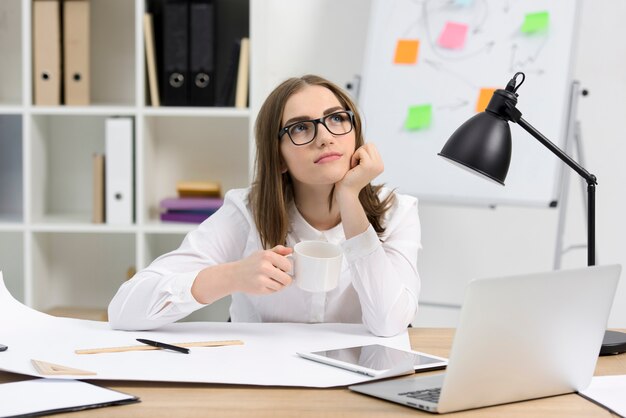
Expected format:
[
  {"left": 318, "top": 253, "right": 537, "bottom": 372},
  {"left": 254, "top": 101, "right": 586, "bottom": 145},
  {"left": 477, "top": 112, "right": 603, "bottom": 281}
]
[{"left": 2, "top": 328, "right": 625, "bottom": 417}]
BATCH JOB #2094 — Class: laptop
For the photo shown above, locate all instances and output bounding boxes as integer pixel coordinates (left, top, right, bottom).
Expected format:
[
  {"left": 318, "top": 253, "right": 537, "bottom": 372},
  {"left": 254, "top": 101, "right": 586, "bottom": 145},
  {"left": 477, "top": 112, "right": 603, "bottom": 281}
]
[{"left": 349, "top": 264, "right": 621, "bottom": 413}]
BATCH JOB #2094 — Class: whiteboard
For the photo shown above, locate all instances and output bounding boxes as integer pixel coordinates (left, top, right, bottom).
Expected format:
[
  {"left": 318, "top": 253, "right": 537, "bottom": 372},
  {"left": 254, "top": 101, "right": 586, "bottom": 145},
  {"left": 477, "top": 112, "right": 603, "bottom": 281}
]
[{"left": 360, "top": 0, "right": 579, "bottom": 206}]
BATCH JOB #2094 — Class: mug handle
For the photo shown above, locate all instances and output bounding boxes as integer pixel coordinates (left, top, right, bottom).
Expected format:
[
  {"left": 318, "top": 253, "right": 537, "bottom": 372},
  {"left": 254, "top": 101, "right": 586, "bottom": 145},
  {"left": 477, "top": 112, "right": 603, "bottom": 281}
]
[{"left": 285, "top": 254, "right": 295, "bottom": 276}]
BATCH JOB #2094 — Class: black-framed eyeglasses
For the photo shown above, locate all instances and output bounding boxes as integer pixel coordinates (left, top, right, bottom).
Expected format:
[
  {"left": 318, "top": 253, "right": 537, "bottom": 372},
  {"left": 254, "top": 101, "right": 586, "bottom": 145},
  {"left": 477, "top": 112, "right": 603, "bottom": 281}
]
[{"left": 278, "top": 110, "right": 354, "bottom": 146}]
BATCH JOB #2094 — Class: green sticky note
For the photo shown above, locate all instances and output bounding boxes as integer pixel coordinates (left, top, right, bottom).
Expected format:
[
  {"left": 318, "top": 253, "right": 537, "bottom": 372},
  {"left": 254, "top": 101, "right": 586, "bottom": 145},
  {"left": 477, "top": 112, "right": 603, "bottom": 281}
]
[
  {"left": 521, "top": 11, "right": 549, "bottom": 33},
  {"left": 405, "top": 105, "right": 432, "bottom": 130}
]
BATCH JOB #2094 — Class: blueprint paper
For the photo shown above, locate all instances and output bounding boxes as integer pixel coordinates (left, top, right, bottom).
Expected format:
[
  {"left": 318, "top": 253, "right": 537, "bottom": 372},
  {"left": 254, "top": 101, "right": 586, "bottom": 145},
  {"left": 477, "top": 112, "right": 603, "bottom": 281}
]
[{"left": 0, "top": 273, "right": 411, "bottom": 387}]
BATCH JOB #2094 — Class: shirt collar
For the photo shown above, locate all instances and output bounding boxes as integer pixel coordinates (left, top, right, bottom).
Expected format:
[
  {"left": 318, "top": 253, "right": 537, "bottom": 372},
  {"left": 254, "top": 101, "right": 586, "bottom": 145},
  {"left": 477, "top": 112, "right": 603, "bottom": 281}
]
[{"left": 288, "top": 200, "right": 345, "bottom": 245}]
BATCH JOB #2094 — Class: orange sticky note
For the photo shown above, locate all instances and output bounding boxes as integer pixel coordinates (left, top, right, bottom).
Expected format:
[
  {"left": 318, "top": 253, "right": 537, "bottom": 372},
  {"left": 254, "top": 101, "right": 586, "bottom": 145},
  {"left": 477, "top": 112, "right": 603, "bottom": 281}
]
[
  {"left": 394, "top": 39, "right": 420, "bottom": 64},
  {"left": 437, "top": 22, "right": 468, "bottom": 49},
  {"left": 476, "top": 88, "right": 497, "bottom": 112}
]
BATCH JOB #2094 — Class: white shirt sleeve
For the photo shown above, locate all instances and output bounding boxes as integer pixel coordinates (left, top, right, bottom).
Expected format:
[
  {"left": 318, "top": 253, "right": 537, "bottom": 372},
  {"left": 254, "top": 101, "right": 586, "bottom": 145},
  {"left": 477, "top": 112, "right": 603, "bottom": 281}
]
[
  {"left": 341, "top": 195, "right": 421, "bottom": 337},
  {"left": 107, "top": 190, "right": 250, "bottom": 330}
]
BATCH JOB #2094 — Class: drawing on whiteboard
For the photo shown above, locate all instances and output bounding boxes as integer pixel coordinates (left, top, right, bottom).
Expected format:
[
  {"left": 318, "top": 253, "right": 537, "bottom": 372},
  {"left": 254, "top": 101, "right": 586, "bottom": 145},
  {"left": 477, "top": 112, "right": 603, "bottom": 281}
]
[{"left": 360, "top": 0, "right": 579, "bottom": 206}]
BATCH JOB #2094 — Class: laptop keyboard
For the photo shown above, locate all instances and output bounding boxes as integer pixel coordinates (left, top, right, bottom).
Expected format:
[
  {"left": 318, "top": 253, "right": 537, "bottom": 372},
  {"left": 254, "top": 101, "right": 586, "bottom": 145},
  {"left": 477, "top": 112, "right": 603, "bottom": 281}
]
[{"left": 398, "top": 387, "right": 441, "bottom": 403}]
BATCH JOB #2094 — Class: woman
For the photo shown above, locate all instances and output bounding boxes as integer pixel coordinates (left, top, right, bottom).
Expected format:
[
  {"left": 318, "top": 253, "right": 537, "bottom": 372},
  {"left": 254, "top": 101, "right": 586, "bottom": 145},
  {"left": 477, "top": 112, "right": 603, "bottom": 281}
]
[{"left": 108, "top": 75, "right": 421, "bottom": 336}]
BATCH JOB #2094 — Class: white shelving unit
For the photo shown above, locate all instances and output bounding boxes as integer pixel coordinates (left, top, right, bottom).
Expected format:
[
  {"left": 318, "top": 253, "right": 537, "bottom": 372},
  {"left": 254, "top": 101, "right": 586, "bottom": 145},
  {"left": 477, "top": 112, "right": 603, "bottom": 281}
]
[
  {"left": 1, "top": 0, "right": 369, "bottom": 323},
  {"left": 0, "top": 0, "right": 250, "bottom": 321}
]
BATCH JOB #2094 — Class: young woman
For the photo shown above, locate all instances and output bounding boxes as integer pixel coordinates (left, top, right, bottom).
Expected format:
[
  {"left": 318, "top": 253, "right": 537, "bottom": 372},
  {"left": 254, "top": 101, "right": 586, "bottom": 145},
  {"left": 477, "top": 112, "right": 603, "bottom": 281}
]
[{"left": 108, "top": 75, "right": 421, "bottom": 337}]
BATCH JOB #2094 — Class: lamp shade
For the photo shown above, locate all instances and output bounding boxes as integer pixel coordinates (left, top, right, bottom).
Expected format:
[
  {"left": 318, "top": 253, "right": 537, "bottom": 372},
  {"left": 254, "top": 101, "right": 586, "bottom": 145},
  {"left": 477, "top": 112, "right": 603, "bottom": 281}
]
[{"left": 438, "top": 111, "right": 512, "bottom": 185}]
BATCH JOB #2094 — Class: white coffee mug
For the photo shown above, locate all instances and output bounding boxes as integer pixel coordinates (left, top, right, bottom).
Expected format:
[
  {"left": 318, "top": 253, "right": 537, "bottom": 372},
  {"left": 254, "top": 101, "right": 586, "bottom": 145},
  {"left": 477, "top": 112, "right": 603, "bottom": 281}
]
[{"left": 288, "top": 241, "right": 343, "bottom": 292}]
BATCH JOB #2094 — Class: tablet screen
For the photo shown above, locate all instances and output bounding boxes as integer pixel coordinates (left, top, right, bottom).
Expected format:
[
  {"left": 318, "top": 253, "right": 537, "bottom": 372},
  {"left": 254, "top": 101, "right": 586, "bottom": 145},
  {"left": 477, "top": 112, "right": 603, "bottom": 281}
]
[{"left": 310, "top": 344, "right": 443, "bottom": 372}]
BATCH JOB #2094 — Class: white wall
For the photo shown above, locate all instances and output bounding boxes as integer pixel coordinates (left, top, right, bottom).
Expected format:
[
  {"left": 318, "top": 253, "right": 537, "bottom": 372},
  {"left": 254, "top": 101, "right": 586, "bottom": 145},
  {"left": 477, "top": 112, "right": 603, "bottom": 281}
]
[{"left": 252, "top": 0, "right": 626, "bottom": 327}]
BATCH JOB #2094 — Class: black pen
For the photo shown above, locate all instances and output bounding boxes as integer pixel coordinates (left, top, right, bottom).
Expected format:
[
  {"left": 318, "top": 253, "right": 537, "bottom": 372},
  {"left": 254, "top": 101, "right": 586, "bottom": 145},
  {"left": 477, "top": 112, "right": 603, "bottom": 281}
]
[{"left": 136, "top": 338, "right": 189, "bottom": 354}]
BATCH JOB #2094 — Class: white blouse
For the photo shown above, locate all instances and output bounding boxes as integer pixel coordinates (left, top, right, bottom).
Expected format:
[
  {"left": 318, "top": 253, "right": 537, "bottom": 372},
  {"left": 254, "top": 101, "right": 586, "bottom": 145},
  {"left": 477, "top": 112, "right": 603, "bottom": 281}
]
[{"left": 108, "top": 187, "right": 421, "bottom": 336}]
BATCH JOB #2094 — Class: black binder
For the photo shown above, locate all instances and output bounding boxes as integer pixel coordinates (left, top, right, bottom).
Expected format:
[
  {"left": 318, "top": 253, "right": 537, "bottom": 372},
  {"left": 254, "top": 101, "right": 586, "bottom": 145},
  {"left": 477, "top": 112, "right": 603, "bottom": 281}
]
[
  {"left": 216, "top": 38, "right": 241, "bottom": 107},
  {"left": 162, "top": 0, "right": 189, "bottom": 106},
  {"left": 189, "top": 0, "right": 216, "bottom": 106}
]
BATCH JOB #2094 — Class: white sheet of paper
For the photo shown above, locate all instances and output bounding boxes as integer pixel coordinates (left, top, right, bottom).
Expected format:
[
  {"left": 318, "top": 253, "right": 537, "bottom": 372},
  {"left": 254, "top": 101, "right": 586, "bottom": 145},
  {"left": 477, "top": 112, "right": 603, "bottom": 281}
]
[
  {"left": 0, "top": 379, "right": 137, "bottom": 417},
  {"left": 579, "top": 374, "right": 626, "bottom": 417},
  {"left": 0, "top": 273, "right": 412, "bottom": 387}
]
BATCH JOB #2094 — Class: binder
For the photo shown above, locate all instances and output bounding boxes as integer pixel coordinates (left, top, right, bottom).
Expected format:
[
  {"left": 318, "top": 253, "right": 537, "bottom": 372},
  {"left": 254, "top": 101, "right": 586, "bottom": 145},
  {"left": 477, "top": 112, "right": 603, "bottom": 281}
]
[
  {"left": 63, "top": 0, "right": 90, "bottom": 105},
  {"left": 162, "top": 0, "right": 189, "bottom": 106},
  {"left": 105, "top": 117, "right": 134, "bottom": 225},
  {"left": 144, "top": 13, "right": 160, "bottom": 106},
  {"left": 32, "top": 0, "right": 61, "bottom": 106},
  {"left": 235, "top": 37, "right": 250, "bottom": 109},
  {"left": 189, "top": 0, "right": 216, "bottom": 106},
  {"left": 92, "top": 153, "right": 105, "bottom": 223},
  {"left": 216, "top": 38, "right": 241, "bottom": 107}
]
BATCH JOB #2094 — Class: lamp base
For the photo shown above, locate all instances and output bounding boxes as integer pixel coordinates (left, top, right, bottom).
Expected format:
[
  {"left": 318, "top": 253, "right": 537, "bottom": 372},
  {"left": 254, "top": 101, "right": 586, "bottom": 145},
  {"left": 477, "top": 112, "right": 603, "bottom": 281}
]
[{"left": 600, "top": 330, "right": 626, "bottom": 356}]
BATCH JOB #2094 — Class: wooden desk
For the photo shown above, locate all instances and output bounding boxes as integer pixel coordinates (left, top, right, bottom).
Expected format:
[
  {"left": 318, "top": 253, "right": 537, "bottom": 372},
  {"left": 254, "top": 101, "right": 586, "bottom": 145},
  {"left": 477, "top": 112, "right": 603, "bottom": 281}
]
[{"left": 1, "top": 328, "right": 624, "bottom": 417}]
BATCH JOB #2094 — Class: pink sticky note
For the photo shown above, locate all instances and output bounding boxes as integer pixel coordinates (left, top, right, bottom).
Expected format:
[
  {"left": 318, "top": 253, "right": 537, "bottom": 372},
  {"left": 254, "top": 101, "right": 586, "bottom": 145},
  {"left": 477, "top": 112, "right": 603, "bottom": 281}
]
[{"left": 437, "top": 22, "right": 469, "bottom": 49}]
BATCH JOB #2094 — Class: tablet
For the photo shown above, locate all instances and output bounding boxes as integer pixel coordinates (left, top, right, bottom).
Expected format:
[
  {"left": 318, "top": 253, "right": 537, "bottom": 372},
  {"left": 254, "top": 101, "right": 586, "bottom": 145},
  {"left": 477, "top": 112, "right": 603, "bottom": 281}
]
[{"left": 297, "top": 344, "right": 447, "bottom": 377}]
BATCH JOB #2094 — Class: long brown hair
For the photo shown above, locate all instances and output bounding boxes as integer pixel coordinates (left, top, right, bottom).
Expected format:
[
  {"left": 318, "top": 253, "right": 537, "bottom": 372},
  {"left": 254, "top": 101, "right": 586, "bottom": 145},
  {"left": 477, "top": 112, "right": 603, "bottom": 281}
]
[{"left": 249, "top": 75, "right": 395, "bottom": 249}]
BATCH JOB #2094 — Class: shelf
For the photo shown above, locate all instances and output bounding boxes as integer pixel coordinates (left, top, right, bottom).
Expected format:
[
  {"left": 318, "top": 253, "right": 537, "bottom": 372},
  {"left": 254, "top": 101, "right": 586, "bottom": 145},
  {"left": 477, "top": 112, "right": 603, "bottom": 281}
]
[
  {"left": 31, "top": 232, "right": 136, "bottom": 311},
  {"left": 0, "top": 106, "right": 24, "bottom": 114},
  {"left": 45, "top": 306, "right": 108, "bottom": 321},
  {"left": 142, "top": 221, "right": 197, "bottom": 234},
  {"left": 142, "top": 107, "right": 250, "bottom": 118},
  {"left": 29, "top": 114, "right": 129, "bottom": 224},
  {"left": 0, "top": 215, "right": 24, "bottom": 230},
  {"left": 29, "top": 105, "right": 137, "bottom": 116},
  {"left": 30, "top": 215, "right": 138, "bottom": 233},
  {"left": 1, "top": 0, "right": 253, "bottom": 320},
  {"left": 142, "top": 116, "right": 249, "bottom": 223}
]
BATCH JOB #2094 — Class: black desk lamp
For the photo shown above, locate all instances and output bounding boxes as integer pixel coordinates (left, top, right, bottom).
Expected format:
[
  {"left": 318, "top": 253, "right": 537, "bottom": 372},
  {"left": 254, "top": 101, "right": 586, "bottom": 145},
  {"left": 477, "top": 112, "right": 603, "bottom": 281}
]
[{"left": 438, "top": 72, "right": 626, "bottom": 356}]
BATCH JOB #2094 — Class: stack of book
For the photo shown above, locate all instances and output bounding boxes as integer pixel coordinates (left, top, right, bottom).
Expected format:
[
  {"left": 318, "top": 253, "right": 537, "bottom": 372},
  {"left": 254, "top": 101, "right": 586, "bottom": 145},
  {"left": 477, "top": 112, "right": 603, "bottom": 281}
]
[{"left": 160, "top": 181, "right": 224, "bottom": 223}]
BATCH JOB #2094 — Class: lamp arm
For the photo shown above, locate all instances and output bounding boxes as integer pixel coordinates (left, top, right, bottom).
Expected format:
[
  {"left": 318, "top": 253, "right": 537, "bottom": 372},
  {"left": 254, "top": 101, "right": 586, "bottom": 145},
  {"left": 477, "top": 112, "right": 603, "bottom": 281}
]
[
  {"left": 492, "top": 94, "right": 596, "bottom": 185},
  {"left": 516, "top": 117, "right": 597, "bottom": 186},
  {"left": 517, "top": 117, "right": 596, "bottom": 266}
]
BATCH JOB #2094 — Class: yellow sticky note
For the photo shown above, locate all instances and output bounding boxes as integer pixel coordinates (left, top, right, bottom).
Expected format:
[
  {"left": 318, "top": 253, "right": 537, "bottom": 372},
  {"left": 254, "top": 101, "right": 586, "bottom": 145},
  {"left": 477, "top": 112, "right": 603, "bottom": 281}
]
[
  {"left": 476, "top": 88, "right": 497, "bottom": 113},
  {"left": 394, "top": 39, "right": 420, "bottom": 64},
  {"left": 521, "top": 11, "right": 549, "bottom": 33},
  {"left": 405, "top": 105, "right": 432, "bottom": 130}
]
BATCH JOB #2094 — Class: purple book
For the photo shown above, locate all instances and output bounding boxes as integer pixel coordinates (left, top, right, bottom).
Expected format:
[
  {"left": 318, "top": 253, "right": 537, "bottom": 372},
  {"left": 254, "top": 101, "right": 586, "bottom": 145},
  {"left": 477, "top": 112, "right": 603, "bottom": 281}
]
[
  {"left": 160, "top": 212, "right": 212, "bottom": 223},
  {"left": 160, "top": 197, "right": 224, "bottom": 211}
]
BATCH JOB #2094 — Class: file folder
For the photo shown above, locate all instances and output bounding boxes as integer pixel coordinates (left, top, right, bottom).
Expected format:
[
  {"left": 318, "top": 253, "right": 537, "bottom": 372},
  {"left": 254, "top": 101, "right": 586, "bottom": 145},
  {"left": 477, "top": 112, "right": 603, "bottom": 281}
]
[
  {"left": 216, "top": 38, "right": 241, "bottom": 107},
  {"left": 235, "top": 37, "right": 250, "bottom": 109},
  {"left": 162, "top": 0, "right": 189, "bottom": 106},
  {"left": 144, "top": 13, "right": 160, "bottom": 106},
  {"left": 63, "top": 0, "right": 90, "bottom": 105},
  {"left": 105, "top": 117, "right": 134, "bottom": 225},
  {"left": 189, "top": 0, "right": 216, "bottom": 106},
  {"left": 33, "top": 0, "right": 61, "bottom": 106},
  {"left": 146, "top": 0, "right": 165, "bottom": 87},
  {"left": 92, "top": 153, "right": 105, "bottom": 223}
]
